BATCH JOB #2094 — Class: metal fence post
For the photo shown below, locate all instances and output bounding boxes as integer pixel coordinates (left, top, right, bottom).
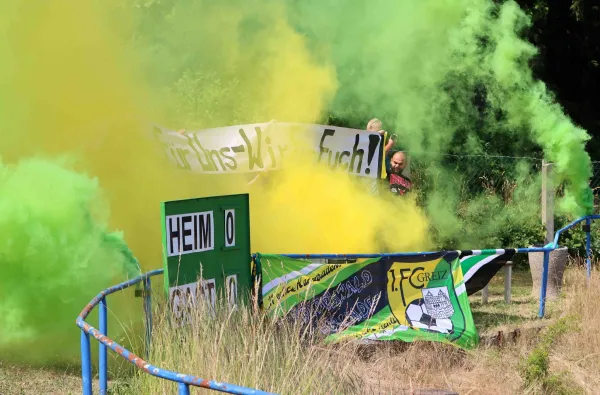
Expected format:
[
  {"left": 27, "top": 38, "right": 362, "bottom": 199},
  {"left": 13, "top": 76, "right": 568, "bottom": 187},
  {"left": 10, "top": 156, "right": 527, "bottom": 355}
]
[
  {"left": 99, "top": 297, "right": 108, "bottom": 395},
  {"left": 178, "top": 383, "right": 191, "bottom": 395},
  {"left": 586, "top": 216, "right": 592, "bottom": 283},
  {"left": 504, "top": 261, "right": 512, "bottom": 304},
  {"left": 144, "top": 276, "right": 153, "bottom": 359},
  {"left": 542, "top": 160, "right": 555, "bottom": 244},
  {"left": 538, "top": 250, "right": 550, "bottom": 318},
  {"left": 81, "top": 329, "right": 93, "bottom": 395},
  {"left": 481, "top": 285, "right": 488, "bottom": 304}
]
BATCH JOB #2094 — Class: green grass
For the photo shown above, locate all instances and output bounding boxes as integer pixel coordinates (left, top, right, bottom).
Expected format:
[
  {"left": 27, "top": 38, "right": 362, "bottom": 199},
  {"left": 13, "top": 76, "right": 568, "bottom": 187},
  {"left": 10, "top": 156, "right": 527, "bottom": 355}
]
[{"left": 469, "top": 268, "right": 539, "bottom": 333}]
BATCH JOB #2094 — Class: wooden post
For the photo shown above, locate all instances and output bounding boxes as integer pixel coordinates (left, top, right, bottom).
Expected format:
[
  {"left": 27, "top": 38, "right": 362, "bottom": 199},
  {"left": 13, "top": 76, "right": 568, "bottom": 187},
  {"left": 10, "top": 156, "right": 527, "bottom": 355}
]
[
  {"left": 482, "top": 285, "right": 489, "bottom": 304},
  {"left": 542, "top": 160, "right": 554, "bottom": 244},
  {"left": 504, "top": 261, "right": 513, "bottom": 304}
]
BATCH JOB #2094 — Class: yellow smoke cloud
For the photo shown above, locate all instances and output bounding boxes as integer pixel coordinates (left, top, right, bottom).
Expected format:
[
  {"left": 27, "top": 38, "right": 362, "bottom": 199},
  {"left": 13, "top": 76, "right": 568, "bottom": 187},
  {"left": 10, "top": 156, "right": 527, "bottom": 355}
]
[
  {"left": 0, "top": 0, "right": 429, "bottom": 271},
  {"left": 0, "top": 0, "right": 431, "bottom": 363},
  {"left": 248, "top": 158, "right": 431, "bottom": 254}
]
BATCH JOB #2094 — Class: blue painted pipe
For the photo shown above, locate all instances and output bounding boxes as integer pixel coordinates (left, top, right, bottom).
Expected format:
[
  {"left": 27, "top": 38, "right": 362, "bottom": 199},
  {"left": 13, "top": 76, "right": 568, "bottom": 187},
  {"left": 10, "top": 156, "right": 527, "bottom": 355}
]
[
  {"left": 179, "top": 383, "right": 191, "bottom": 395},
  {"left": 538, "top": 250, "right": 550, "bottom": 318},
  {"left": 77, "top": 317, "right": 278, "bottom": 394},
  {"left": 586, "top": 217, "right": 592, "bottom": 281},
  {"left": 99, "top": 297, "right": 108, "bottom": 395},
  {"left": 77, "top": 269, "right": 277, "bottom": 395},
  {"left": 552, "top": 215, "right": 600, "bottom": 248},
  {"left": 144, "top": 276, "right": 153, "bottom": 359},
  {"left": 81, "top": 330, "right": 92, "bottom": 395},
  {"left": 516, "top": 247, "right": 554, "bottom": 253},
  {"left": 282, "top": 251, "right": 444, "bottom": 259},
  {"left": 77, "top": 269, "right": 163, "bottom": 321},
  {"left": 283, "top": 248, "right": 555, "bottom": 261}
]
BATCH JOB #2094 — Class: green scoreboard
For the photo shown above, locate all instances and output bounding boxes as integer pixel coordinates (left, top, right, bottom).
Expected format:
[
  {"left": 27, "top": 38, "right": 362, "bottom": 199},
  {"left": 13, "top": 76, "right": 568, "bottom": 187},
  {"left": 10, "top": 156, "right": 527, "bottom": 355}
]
[{"left": 160, "top": 194, "right": 251, "bottom": 324}]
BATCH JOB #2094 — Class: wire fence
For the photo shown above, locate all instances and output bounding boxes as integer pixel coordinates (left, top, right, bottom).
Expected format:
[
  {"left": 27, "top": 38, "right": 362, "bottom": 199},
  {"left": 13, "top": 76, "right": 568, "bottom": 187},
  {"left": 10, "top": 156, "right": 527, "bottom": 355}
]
[
  {"left": 591, "top": 161, "right": 600, "bottom": 192},
  {"left": 406, "top": 156, "right": 600, "bottom": 197},
  {"left": 402, "top": 156, "right": 600, "bottom": 218},
  {"left": 405, "top": 154, "right": 544, "bottom": 205},
  {"left": 590, "top": 161, "right": 600, "bottom": 214}
]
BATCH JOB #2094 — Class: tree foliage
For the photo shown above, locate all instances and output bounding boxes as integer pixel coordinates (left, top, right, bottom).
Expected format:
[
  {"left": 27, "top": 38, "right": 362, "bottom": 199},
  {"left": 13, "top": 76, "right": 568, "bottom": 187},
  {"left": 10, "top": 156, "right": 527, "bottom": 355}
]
[{"left": 517, "top": 0, "right": 600, "bottom": 158}]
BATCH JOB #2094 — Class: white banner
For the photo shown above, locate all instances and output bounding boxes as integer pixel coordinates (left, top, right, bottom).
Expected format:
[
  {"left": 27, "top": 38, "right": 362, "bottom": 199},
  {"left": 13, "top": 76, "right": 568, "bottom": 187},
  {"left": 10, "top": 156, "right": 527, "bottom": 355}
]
[{"left": 152, "top": 122, "right": 384, "bottom": 178}]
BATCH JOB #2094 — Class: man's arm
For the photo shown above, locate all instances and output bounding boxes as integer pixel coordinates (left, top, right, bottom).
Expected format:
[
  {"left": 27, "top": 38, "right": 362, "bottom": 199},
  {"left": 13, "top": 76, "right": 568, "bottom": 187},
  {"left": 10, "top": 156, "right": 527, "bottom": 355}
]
[
  {"left": 384, "top": 137, "right": 394, "bottom": 152},
  {"left": 379, "top": 130, "right": 395, "bottom": 153}
]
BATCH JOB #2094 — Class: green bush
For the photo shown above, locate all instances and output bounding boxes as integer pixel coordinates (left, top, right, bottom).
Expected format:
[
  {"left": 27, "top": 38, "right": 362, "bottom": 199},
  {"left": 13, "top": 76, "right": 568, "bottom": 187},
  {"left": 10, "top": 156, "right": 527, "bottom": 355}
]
[{"left": 553, "top": 214, "right": 600, "bottom": 258}]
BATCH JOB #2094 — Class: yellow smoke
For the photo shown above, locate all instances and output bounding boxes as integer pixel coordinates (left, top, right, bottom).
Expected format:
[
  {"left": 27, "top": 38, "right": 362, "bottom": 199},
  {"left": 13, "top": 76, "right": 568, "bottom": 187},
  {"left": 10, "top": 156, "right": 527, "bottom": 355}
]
[
  {"left": 248, "top": 159, "right": 430, "bottom": 254},
  {"left": 0, "top": 0, "right": 430, "bottom": 273}
]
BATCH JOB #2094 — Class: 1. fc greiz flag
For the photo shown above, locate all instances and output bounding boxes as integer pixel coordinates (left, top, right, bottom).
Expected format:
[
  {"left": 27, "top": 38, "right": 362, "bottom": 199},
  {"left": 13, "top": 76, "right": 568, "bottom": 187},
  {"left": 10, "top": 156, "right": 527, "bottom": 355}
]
[{"left": 257, "top": 252, "right": 478, "bottom": 349}]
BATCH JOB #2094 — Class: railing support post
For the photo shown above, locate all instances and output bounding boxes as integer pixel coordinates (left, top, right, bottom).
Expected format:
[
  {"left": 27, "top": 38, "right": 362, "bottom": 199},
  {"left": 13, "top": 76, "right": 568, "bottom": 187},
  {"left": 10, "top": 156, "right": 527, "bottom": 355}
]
[
  {"left": 504, "top": 261, "right": 512, "bottom": 304},
  {"left": 538, "top": 249, "right": 550, "bottom": 318},
  {"left": 481, "top": 285, "right": 488, "bottom": 304},
  {"left": 99, "top": 297, "right": 108, "bottom": 395},
  {"left": 81, "top": 329, "right": 92, "bottom": 395},
  {"left": 178, "top": 383, "right": 191, "bottom": 395},
  {"left": 144, "top": 276, "right": 153, "bottom": 359},
  {"left": 586, "top": 216, "right": 592, "bottom": 283}
]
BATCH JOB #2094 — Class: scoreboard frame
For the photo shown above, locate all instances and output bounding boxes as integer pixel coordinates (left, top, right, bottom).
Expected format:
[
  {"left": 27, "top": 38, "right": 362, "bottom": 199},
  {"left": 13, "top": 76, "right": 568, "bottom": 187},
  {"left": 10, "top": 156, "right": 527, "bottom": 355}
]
[{"left": 160, "top": 193, "right": 251, "bottom": 323}]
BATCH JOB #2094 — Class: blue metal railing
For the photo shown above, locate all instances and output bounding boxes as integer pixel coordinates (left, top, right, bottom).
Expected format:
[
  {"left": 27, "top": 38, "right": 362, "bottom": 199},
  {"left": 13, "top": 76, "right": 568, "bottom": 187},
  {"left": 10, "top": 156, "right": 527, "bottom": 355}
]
[
  {"left": 76, "top": 269, "right": 275, "bottom": 395},
  {"left": 278, "top": 216, "right": 596, "bottom": 318},
  {"left": 77, "top": 215, "right": 596, "bottom": 395}
]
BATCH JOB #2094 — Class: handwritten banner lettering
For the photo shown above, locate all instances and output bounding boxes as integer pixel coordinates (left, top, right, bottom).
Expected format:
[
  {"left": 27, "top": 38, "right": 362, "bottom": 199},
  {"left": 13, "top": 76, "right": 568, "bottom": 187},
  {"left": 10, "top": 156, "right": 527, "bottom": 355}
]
[{"left": 152, "top": 122, "right": 384, "bottom": 178}]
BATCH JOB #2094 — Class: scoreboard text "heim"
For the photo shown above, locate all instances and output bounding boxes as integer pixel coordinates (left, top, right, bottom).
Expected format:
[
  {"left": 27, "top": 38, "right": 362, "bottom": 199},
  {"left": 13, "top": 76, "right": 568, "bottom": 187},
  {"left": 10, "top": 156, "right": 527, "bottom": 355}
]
[{"left": 166, "top": 211, "right": 214, "bottom": 256}]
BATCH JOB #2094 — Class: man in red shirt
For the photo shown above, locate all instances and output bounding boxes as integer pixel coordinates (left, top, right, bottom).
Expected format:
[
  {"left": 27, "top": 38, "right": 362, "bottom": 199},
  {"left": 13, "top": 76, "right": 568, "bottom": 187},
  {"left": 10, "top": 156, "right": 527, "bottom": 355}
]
[{"left": 386, "top": 151, "right": 412, "bottom": 196}]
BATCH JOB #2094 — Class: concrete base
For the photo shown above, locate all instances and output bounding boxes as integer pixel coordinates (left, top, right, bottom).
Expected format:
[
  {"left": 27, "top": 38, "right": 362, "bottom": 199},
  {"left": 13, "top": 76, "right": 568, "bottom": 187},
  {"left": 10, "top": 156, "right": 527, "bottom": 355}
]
[{"left": 528, "top": 247, "right": 569, "bottom": 300}]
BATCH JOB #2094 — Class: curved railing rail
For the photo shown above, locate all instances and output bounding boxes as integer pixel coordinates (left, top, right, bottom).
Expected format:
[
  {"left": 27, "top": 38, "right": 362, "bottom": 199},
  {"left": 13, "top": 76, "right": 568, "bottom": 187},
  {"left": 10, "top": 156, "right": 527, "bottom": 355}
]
[
  {"left": 77, "top": 215, "right": 596, "bottom": 395},
  {"left": 76, "top": 269, "right": 276, "bottom": 395}
]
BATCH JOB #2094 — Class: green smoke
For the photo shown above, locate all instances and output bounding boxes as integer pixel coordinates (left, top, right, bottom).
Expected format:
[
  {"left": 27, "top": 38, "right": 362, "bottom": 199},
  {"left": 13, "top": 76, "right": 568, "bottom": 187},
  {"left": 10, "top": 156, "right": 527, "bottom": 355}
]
[
  {"left": 0, "top": 157, "right": 140, "bottom": 363},
  {"left": 125, "top": 0, "right": 592, "bottom": 251},
  {"left": 282, "top": 0, "right": 593, "bottom": 247},
  {"left": 487, "top": 2, "right": 593, "bottom": 216}
]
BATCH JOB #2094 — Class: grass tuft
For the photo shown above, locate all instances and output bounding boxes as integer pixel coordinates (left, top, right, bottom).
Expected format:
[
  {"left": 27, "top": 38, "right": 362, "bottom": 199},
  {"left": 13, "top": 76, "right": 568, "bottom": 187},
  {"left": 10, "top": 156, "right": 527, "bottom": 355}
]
[{"left": 3, "top": 265, "right": 599, "bottom": 395}]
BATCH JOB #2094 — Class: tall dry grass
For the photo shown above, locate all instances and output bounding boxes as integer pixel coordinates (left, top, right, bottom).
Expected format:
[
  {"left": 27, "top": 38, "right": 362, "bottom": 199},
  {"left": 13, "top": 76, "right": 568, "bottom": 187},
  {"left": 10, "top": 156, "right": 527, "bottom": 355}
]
[
  {"left": 125, "top": 266, "right": 599, "bottom": 395},
  {"left": 126, "top": 287, "right": 361, "bottom": 394}
]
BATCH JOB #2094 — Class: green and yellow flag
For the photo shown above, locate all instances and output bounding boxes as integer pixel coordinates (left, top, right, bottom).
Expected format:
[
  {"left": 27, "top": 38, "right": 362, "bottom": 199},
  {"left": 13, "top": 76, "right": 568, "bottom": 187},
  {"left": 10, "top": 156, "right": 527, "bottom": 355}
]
[{"left": 258, "top": 252, "right": 479, "bottom": 349}]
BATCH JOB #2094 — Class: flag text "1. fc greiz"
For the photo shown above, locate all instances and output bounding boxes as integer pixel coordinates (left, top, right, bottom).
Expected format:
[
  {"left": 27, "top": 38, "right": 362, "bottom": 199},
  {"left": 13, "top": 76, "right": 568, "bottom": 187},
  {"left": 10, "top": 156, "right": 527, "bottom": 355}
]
[{"left": 166, "top": 211, "right": 214, "bottom": 257}]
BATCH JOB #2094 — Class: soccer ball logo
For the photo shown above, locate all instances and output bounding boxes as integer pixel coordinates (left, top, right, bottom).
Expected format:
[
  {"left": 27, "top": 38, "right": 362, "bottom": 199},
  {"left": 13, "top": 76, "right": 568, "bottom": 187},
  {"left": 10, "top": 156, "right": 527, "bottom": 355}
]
[{"left": 405, "top": 286, "right": 455, "bottom": 334}]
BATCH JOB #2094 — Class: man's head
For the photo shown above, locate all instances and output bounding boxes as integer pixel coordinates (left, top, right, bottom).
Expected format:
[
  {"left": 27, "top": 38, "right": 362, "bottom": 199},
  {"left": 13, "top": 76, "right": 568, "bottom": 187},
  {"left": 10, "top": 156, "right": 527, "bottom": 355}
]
[
  {"left": 390, "top": 151, "right": 406, "bottom": 174},
  {"left": 367, "top": 118, "right": 383, "bottom": 132}
]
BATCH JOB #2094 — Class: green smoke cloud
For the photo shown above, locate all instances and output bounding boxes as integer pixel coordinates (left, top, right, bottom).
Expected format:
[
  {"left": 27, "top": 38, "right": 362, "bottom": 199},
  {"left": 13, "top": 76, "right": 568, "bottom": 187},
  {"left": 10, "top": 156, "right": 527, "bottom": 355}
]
[
  {"left": 0, "top": 157, "right": 139, "bottom": 363},
  {"left": 283, "top": 0, "right": 592, "bottom": 247}
]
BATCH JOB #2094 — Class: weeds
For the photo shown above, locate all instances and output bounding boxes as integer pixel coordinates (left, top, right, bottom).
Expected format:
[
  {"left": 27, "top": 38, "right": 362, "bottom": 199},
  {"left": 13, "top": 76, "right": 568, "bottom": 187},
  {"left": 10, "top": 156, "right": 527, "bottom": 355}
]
[
  {"left": 126, "top": 289, "right": 361, "bottom": 394},
  {"left": 123, "top": 266, "right": 599, "bottom": 395},
  {"left": 3, "top": 266, "right": 599, "bottom": 394},
  {"left": 519, "top": 307, "right": 586, "bottom": 393}
]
